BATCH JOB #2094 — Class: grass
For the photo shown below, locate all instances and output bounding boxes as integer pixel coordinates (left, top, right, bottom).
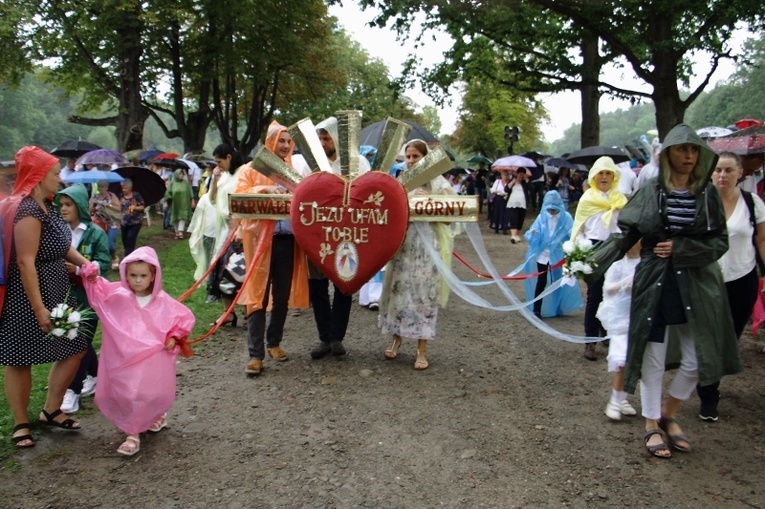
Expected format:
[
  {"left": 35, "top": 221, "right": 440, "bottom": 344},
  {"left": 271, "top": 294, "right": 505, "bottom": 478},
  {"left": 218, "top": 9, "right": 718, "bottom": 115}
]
[{"left": 0, "top": 222, "right": 222, "bottom": 466}]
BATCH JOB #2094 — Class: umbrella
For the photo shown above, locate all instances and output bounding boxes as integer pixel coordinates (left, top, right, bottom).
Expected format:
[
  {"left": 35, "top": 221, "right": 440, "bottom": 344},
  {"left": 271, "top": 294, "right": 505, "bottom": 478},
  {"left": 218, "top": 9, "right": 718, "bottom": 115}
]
[
  {"left": 491, "top": 155, "right": 537, "bottom": 170},
  {"left": 565, "top": 146, "right": 630, "bottom": 165},
  {"left": 139, "top": 147, "right": 168, "bottom": 164},
  {"left": 706, "top": 125, "right": 765, "bottom": 155},
  {"left": 696, "top": 126, "right": 734, "bottom": 140},
  {"left": 76, "top": 149, "right": 128, "bottom": 166},
  {"left": 544, "top": 157, "right": 578, "bottom": 169},
  {"left": 466, "top": 155, "right": 493, "bottom": 166},
  {"left": 108, "top": 166, "right": 167, "bottom": 206},
  {"left": 360, "top": 120, "right": 439, "bottom": 146},
  {"left": 64, "top": 170, "right": 124, "bottom": 184},
  {"left": 50, "top": 140, "right": 102, "bottom": 159},
  {"left": 149, "top": 157, "right": 189, "bottom": 170}
]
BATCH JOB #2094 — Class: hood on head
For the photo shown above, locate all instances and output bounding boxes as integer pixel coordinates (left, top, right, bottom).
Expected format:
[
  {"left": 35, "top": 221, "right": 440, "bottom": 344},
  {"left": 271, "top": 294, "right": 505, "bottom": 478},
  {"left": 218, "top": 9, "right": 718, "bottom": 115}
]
[
  {"left": 13, "top": 146, "right": 59, "bottom": 197},
  {"left": 659, "top": 123, "right": 718, "bottom": 193},
  {"left": 315, "top": 117, "right": 339, "bottom": 151},
  {"left": 587, "top": 156, "right": 621, "bottom": 189},
  {"left": 265, "top": 120, "right": 294, "bottom": 166},
  {"left": 55, "top": 184, "right": 91, "bottom": 223},
  {"left": 119, "top": 246, "right": 163, "bottom": 299},
  {"left": 541, "top": 190, "right": 566, "bottom": 214}
]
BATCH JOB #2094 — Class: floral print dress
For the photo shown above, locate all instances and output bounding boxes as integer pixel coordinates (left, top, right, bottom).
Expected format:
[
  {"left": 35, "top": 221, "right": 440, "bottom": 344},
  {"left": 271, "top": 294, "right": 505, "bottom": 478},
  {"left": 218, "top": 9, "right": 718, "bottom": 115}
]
[{"left": 379, "top": 176, "right": 453, "bottom": 341}]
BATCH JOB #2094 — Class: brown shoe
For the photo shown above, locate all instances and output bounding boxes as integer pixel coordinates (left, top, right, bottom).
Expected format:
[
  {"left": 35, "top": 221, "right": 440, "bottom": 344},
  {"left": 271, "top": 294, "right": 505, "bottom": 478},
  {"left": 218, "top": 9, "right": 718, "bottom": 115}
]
[
  {"left": 267, "top": 347, "right": 288, "bottom": 362},
  {"left": 583, "top": 343, "right": 597, "bottom": 361},
  {"left": 244, "top": 359, "right": 263, "bottom": 376}
]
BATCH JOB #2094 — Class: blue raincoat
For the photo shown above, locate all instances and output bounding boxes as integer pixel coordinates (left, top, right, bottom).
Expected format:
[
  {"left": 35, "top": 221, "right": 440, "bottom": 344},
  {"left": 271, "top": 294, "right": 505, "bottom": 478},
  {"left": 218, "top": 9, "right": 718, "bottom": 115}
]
[{"left": 523, "top": 191, "right": 583, "bottom": 317}]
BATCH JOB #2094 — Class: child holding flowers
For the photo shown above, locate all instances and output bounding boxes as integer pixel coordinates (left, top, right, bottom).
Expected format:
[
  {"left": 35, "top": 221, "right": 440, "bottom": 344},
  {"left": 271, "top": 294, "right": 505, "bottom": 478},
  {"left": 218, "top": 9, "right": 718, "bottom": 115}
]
[
  {"left": 570, "top": 157, "right": 627, "bottom": 360},
  {"left": 82, "top": 246, "right": 195, "bottom": 456}
]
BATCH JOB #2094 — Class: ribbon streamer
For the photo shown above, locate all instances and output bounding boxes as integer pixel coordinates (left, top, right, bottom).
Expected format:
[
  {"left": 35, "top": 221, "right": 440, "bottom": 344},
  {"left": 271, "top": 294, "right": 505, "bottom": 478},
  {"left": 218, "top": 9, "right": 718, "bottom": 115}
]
[{"left": 416, "top": 222, "right": 605, "bottom": 344}]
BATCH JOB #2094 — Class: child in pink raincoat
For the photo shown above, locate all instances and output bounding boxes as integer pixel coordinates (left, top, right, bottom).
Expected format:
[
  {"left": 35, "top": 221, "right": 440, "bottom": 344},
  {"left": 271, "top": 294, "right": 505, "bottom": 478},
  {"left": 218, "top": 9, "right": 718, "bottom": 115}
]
[{"left": 82, "top": 246, "right": 195, "bottom": 456}]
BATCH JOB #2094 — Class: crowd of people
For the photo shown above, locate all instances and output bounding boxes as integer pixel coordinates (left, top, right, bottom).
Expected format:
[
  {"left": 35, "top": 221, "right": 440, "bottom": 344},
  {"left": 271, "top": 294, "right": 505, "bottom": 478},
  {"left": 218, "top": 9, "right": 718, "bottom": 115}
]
[{"left": 0, "top": 120, "right": 762, "bottom": 463}]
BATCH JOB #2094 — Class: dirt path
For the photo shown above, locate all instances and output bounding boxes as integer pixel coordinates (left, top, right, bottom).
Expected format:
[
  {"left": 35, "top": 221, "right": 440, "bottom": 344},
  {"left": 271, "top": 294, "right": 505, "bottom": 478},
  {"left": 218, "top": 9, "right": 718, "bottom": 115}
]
[{"left": 2, "top": 223, "right": 764, "bottom": 509}]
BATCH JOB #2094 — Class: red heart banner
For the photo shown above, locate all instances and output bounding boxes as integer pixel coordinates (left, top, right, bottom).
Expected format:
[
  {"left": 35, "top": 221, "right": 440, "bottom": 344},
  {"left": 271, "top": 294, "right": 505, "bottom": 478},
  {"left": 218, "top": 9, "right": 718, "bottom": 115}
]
[{"left": 291, "top": 172, "right": 410, "bottom": 295}]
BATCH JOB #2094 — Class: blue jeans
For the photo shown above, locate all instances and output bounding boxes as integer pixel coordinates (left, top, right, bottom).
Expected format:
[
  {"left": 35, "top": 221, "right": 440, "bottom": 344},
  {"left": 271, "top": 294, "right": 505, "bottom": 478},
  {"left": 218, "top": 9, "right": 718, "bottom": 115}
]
[{"left": 107, "top": 227, "right": 118, "bottom": 255}]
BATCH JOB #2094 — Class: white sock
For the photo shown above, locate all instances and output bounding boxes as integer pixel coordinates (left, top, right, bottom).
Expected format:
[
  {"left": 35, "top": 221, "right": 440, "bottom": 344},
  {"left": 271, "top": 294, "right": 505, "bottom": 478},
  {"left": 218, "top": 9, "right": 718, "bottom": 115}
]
[{"left": 612, "top": 389, "right": 628, "bottom": 403}]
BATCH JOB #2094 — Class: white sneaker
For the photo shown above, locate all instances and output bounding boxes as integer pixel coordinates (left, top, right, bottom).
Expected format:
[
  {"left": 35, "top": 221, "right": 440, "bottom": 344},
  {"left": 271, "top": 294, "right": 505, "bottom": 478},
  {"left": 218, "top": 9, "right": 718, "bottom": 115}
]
[
  {"left": 61, "top": 389, "right": 80, "bottom": 414},
  {"left": 368, "top": 302, "right": 379, "bottom": 310},
  {"left": 81, "top": 375, "right": 97, "bottom": 397},
  {"left": 619, "top": 400, "right": 637, "bottom": 416},
  {"left": 604, "top": 399, "right": 622, "bottom": 421}
]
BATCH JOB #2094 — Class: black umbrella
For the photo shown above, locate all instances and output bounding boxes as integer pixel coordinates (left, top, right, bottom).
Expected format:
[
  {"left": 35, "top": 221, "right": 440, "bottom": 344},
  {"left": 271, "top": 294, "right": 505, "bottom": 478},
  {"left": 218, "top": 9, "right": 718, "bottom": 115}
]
[
  {"left": 108, "top": 166, "right": 167, "bottom": 206},
  {"left": 360, "top": 120, "right": 439, "bottom": 146},
  {"left": 50, "top": 140, "right": 102, "bottom": 159},
  {"left": 566, "top": 146, "right": 630, "bottom": 165},
  {"left": 544, "top": 157, "right": 579, "bottom": 169},
  {"left": 149, "top": 157, "right": 189, "bottom": 170}
]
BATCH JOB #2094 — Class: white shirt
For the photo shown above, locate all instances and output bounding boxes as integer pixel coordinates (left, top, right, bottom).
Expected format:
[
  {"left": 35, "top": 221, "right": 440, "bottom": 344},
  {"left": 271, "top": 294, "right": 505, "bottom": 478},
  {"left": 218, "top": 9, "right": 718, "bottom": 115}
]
[
  {"left": 536, "top": 213, "right": 560, "bottom": 265},
  {"left": 69, "top": 222, "right": 87, "bottom": 274},
  {"left": 616, "top": 163, "right": 637, "bottom": 198},
  {"left": 328, "top": 154, "right": 370, "bottom": 176},
  {"left": 491, "top": 179, "right": 507, "bottom": 196},
  {"left": 506, "top": 181, "right": 526, "bottom": 209},
  {"left": 718, "top": 192, "right": 765, "bottom": 282}
]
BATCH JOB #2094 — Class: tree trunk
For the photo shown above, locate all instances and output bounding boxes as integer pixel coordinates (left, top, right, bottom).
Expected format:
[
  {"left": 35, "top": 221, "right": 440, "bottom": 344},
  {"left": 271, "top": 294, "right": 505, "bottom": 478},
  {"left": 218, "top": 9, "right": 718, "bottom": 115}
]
[
  {"left": 579, "top": 34, "right": 601, "bottom": 148},
  {"left": 649, "top": 12, "right": 686, "bottom": 139},
  {"left": 114, "top": 15, "right": 148, "bottom": 152}
]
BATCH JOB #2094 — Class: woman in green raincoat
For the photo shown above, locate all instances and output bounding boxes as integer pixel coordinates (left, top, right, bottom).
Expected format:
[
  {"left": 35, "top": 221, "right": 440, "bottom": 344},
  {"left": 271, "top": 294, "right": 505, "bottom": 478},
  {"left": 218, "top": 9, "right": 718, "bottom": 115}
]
[
  {"left": 585, "top": 124, "right": 742, "bottom": 459},
  {"left": 164, "top": 169, "right": 194, "bottom": 239}
]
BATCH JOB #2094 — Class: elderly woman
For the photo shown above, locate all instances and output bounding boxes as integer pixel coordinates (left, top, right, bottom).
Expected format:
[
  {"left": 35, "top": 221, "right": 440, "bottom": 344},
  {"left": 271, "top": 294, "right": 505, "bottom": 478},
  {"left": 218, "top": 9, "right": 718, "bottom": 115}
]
[
  {"left": 571, "top": 157, "right": 627, "bottom": 360},
  {"left": 489, "top": 170, "right": 510, "bottom": 234},
  {"left": 585, "top": 124, "right": 742, "bottom": 459},
  {"left": 119, "top": 178, "right": 145, "bottom": 256},
  {"left": 0, "top": 147, "right": 94, "bottom": 447}
]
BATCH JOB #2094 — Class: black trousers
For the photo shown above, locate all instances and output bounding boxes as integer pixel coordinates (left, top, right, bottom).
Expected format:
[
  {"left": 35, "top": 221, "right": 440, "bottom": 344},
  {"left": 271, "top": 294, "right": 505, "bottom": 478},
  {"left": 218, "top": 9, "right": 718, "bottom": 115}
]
[
  {"left": 121, "top": 223, "right": 142, "bottom": 256},
  {"left": 584, "top": 275, "right": 605, "bottom": 339},
  {"left": 309, "top": 278, "right": 352, "bottom": 344},
  {"left": 534, "top": 263, "right": 548, "bottom": 314},
  {"left": 247, "top": 236, "right": 295, "bottom": 360},
  {"left": 698, "top": 268, "right": 758, "bottom": 406}
]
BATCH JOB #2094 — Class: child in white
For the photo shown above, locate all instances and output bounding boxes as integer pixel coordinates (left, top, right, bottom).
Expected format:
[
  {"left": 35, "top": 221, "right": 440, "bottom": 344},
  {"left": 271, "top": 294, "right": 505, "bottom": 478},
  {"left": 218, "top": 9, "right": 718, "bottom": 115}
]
[{"left": 596, "top": 241, "right": 640, "bottom": 420}]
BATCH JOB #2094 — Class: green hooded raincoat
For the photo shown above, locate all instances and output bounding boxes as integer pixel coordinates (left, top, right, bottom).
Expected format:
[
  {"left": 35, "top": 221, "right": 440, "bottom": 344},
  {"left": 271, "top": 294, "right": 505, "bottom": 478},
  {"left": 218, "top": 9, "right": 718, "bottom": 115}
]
[
  {"left": 585, "top": 124, "right": 743, "bottom": 394},
  {"left": 55, "top": 184, "right": 111, "bottom": 305}
]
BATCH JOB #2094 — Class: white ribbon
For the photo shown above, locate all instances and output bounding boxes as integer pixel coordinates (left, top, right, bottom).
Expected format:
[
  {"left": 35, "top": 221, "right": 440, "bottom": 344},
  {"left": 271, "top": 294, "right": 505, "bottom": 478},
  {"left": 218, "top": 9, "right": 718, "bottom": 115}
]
[{"left": 416, "top": 222, "right": 606, "bottom": 344}]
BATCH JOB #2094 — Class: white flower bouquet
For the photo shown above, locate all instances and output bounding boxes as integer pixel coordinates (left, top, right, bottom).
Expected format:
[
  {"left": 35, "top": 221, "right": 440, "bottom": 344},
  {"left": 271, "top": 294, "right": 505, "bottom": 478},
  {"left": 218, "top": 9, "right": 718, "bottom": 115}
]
[
  {"left": 48, "top": 289, "right": 96, "bottom": 339},
  {"left": 561, "top": 238, "right": 597, "bottom": 280}
]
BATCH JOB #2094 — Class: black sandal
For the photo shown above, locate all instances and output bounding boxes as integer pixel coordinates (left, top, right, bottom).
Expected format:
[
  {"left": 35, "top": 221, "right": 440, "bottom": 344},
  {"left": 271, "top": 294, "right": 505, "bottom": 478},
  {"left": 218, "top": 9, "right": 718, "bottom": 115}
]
[
  {"left": 658, "top": 417, "right": 691, "bottom": 452},
  {"left": 40, "top": 408, "right": 81, "bottom": 430},
  {"left": 12, "top": 423, "right": 35, "bottom": 448},
  {"left": 644, "top": 429, "right": 671, "bottom": 459}
]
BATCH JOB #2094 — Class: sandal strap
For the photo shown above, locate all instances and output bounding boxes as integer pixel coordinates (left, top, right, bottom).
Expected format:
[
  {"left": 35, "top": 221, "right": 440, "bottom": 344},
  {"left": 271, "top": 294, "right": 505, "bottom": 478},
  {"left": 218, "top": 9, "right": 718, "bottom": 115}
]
[
  {"left": 643, "top": 429, "right": 664, "bottom": 441},
  {"left": 41, "top": 408, "right": 62, "bottom": 421},
  {"left": 12, "top": 423, "right": 32, "bottom": 433}
]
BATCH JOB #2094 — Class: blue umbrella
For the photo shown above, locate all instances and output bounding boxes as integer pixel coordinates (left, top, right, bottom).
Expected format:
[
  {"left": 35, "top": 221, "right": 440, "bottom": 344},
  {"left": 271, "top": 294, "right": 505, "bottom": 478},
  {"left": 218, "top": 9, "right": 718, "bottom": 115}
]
[{"left": 64, "top": 170, "right": 124, "bottom": 184}]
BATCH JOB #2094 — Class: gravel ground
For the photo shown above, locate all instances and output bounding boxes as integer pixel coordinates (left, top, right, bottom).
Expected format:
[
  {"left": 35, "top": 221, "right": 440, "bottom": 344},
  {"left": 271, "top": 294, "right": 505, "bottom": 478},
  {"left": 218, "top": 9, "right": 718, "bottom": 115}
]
[{"left": 2, "top": 221, "right": 764, "bottom": 509}]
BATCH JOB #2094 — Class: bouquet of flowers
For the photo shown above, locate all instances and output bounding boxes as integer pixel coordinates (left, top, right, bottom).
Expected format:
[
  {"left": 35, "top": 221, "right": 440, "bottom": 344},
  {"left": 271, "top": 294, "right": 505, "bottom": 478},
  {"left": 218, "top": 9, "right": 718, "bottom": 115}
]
[
  {"left": 49, "top": 289, "right": 96, "bottom": 340},
  {"left": 562, "top": 238, "right": 597, "bottom": 279}
]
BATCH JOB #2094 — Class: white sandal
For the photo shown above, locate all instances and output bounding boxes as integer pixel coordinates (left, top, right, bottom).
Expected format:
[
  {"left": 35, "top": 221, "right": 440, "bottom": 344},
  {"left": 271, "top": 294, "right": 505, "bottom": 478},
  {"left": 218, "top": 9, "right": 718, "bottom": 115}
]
[
  {"left": 148, "top": 413, "right": 168, "bottom": 433},
  {"left": 117, "top": 435, "right": 140, "bottom": 456}
]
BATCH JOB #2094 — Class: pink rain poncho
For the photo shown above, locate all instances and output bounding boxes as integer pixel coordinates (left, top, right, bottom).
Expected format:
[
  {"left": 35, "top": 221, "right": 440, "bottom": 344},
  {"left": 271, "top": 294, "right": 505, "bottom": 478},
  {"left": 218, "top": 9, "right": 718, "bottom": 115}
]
[{"left": 82, "top": 246, "right": 195, "bottom": 434}]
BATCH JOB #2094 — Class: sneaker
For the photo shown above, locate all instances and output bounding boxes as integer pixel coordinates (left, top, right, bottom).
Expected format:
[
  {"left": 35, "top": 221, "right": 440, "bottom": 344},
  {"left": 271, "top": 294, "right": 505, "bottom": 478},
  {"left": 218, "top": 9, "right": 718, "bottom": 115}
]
[
  {"left": 583, "top": 343, "right": 598, "bottom": 361},
  {"left": 81, "top": 375, "right": 97, "bottom": 397},
  {"left": 619, "top": 400, "right": 637, "bottom": 416},
  {"left": 330, "top": 340, "right": 347, "bottom": 356},
  {"left": 61, "top": 389, "right": 80, "bottom": 414},
  {"left": 368, "top": 302, "right": 379, "bottom": 311},
  {"left": 244, "top": 359, "right": 263, "bottom": 376},
  {"left": 604, "top": 399, "right": 622, "bottom": 421},
  {"left": 290, "top": 308, "right": 302, "bottom": 317},
  {"left": 310, "top": 342, "right": 332, "bottom": 359},
  {"left": 699, "top": 405, "right": 719, "bottom": 422},
  {"left": 205, "top": 295, "right": 219, "bottom": 304}
]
